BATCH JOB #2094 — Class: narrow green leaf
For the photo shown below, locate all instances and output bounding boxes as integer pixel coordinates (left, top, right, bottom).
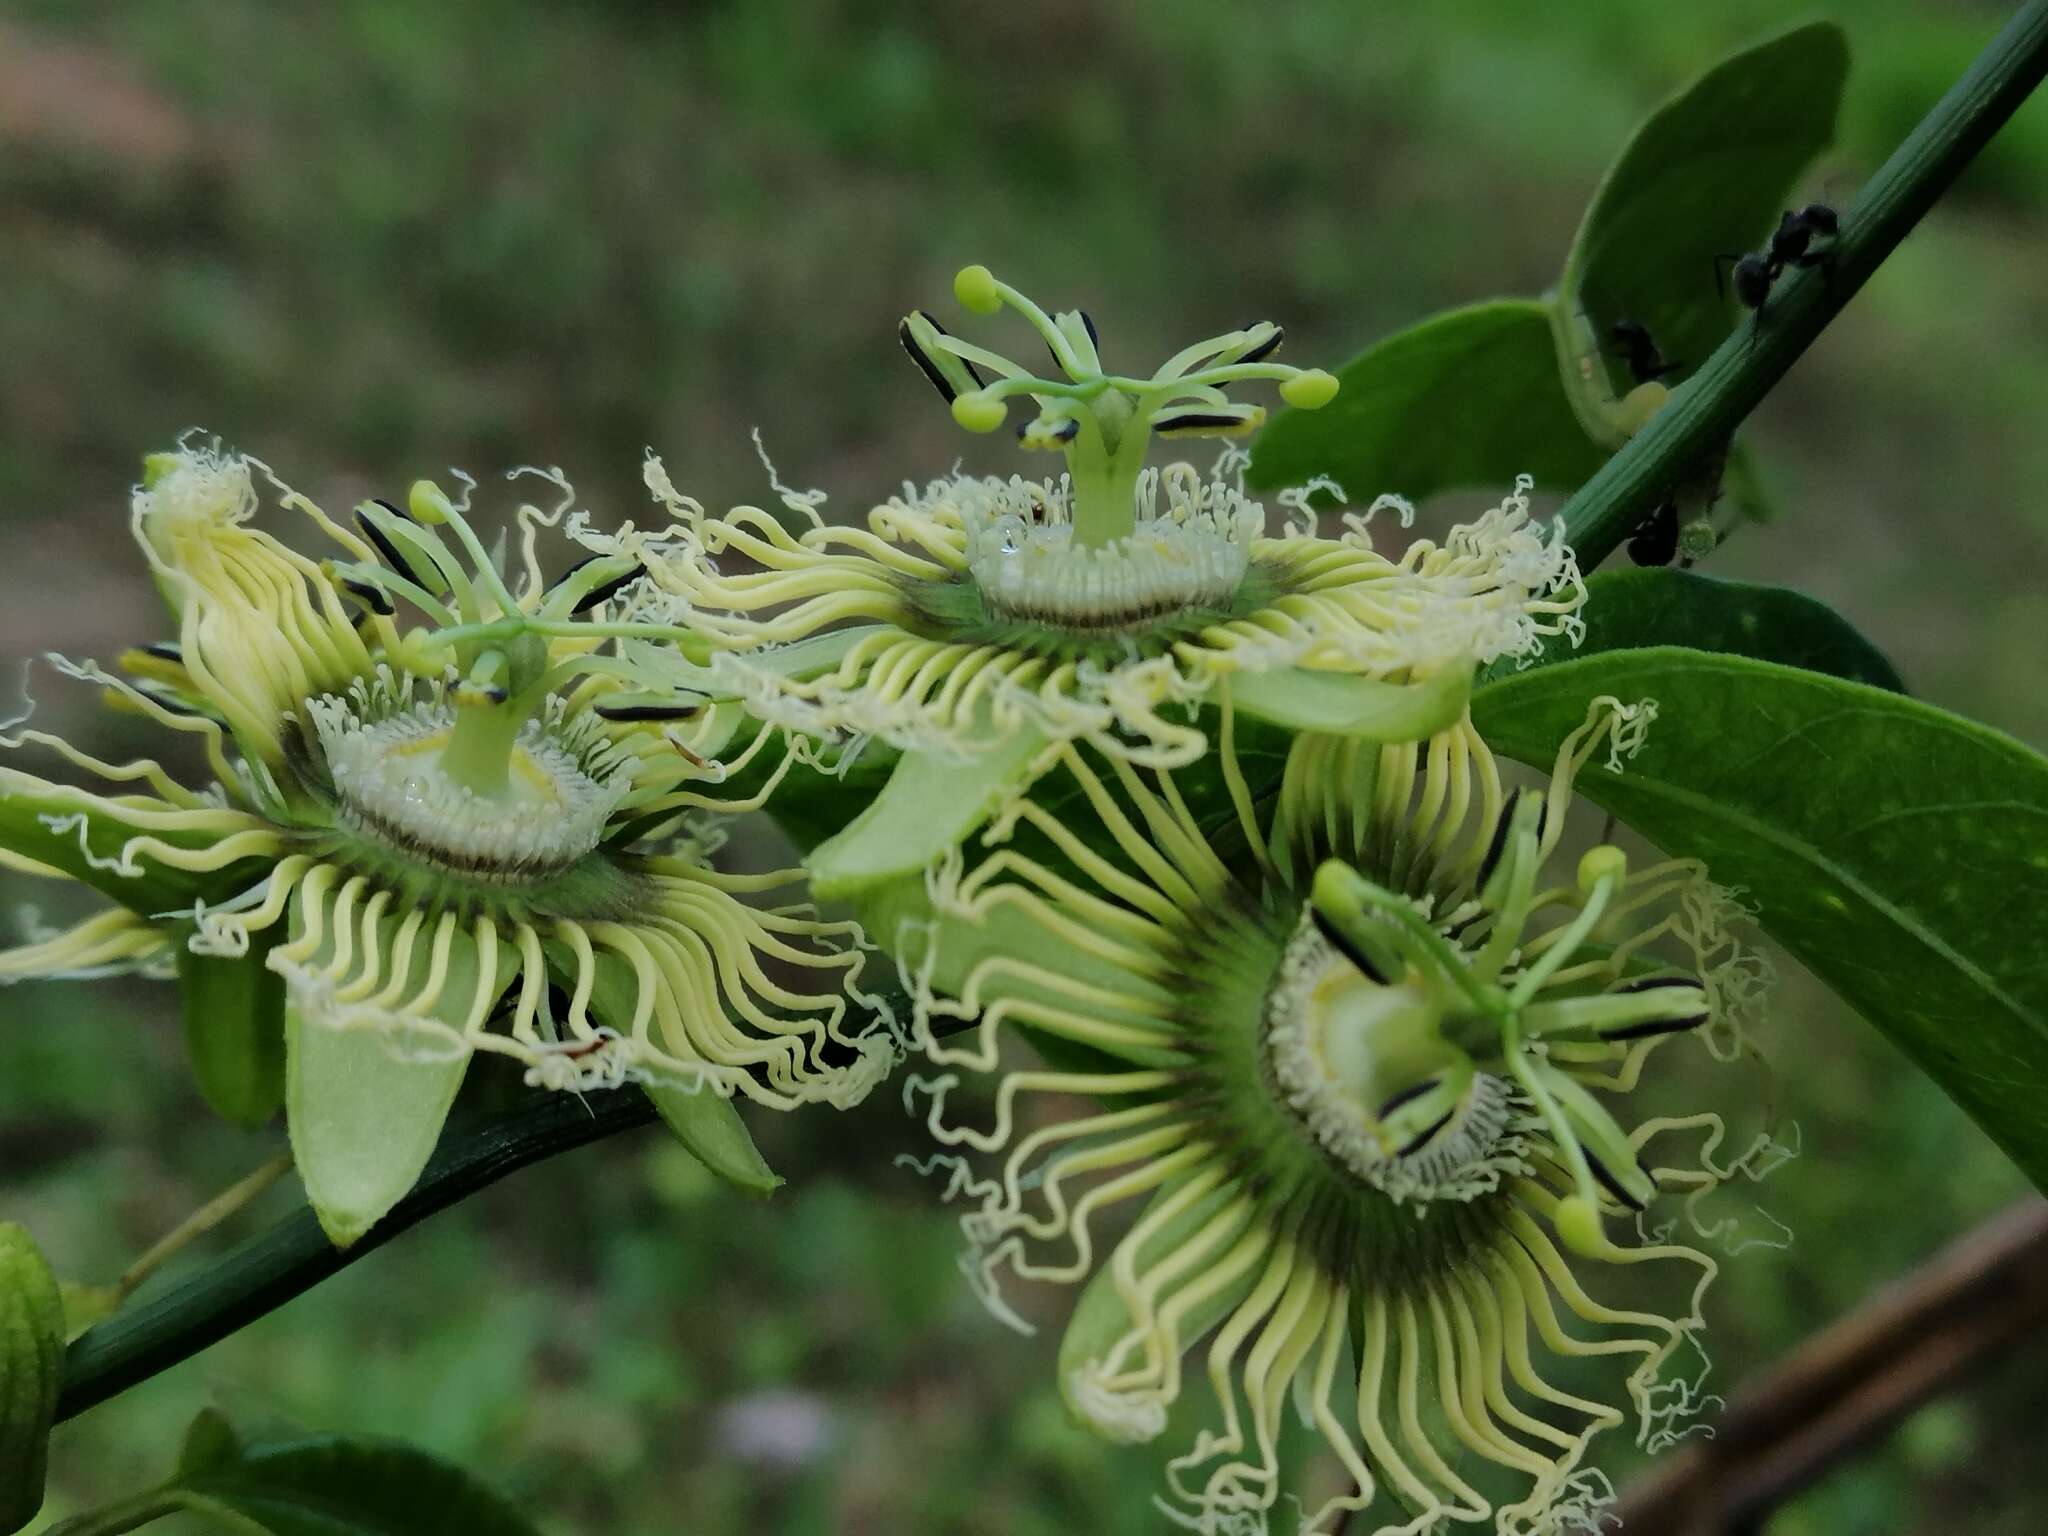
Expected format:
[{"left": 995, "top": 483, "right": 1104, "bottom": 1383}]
[
  {"left": 179, "top": 941, "right": 288, "bottom": 1129},
  {"left": 1472, "top": 649, "right": 2048, "bottom": 1191},
  {"left": 0, "top": 1224, "right": 63, "bottom": 1535},
  {"left": 1504, "top": 568, "right": 1903, "bottom": 691},
  {"left": 1246, "top": 300, "right": 1605, "bottom": 502},
  {"left": 1562, "top": 22, "right": 1850, "bottom": 392},
  {"left": 808, "top": 725, "right": 1053, "bottom": 901},
  {"left": 285, "top": 915, "right": 483, "bottom": 1249},
  {"left": 1232, "top": 663, "right": 1473, "bottom": 739},
  {"left": 177, "top": 1433, "right": 537, "bottom": 1536},
  {"left": 644, "top": 1085, "right": 781, "bottom": 1197}
]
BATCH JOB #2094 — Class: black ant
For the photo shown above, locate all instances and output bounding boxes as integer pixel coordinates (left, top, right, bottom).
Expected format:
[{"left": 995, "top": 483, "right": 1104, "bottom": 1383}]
[
  {"left": 1716, "top": 203, "right": 1839, "bottom": 318},
  {"left": 1606, "top": 319, "right": 1683, "bottom": 384},
  {"left": 1605, "top": 316, "right": 1685, "bottom": 566}
]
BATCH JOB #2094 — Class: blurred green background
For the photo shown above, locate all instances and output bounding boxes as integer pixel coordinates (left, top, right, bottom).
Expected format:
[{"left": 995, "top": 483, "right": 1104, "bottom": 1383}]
[{"left": 2, "top": 1, "right": 2044, "bottom": 1532}]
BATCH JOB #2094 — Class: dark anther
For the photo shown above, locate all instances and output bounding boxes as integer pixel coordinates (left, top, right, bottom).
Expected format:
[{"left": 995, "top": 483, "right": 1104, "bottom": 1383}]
[
  {"left": 595, "top": 699, "right": 706, "bottom": 723},
  {"left": 1310, "top": 908, "right": 1389, "bottom": 986},
  {"left": 137, "top": 685, "right": 203, "bottom": 719},
  {"left": 1019, "top": 417, "right": 1079, "bottom": 443},
  {"left": 1079, "top": 311, "right": 1100, "bottom": 350},
  {"left": 1585, "top": 1149, "right": 1649, "bottom": 1211},
  {"left": 1475, "top": 805, "right": 1516, "bottom": 892},
  {"left": 570, "top": 560, "right": 644, "bottom": 615},
  {"left": 1375, "top": 1077, "right": 1440, "bottom": 1122},
  {"left": 1153, "top": 409, "right": 1251, "bottom": 436},
  {"left": 1615, "top": 974, "right": 1702, "bottom": 994},
  {"left": 356, "top": 505, "right": 428, "bottom": 589},
  {"left": 341, "top": 577, "right": 397, "bottom": 616},
  {"left": 1396, "top": 1106, "right": 1458, "bottom": 1157},
  {"left": 899, "top": 311, "right": 982, "bottom": 403},
  {"left": 141, "top": 641, "right": 183, "bottom": 663},
  {"left": 1238, "top": 325, "right": 1283, "bottom": 365},
  {"left": 1599, "top": 1013, "right": 1709, "bottom": 1042}
]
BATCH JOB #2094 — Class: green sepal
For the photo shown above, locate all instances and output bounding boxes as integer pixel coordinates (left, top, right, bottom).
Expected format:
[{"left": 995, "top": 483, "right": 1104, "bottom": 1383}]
[
  {"left": 1056, "top": 1179, "right": 1258, "bottom": 1423},
  {"left": 285, "top": 912, "right": 485, "bottom": 1249},
  {"left": 807, "top": 724, "right": 1053, "bottom": 902},
  {"left": 1230, "top": 662, "right": 1472, "bottom": 742},
  {"left": 644, "top": 1085, "right": 781, "bottom": 1199},
  {"left": 178, "top": 938, "right": 287, "bottom": 1129},
  {"left": 0, "top": 1223, "right": 64, "bottom": 1535},
  {"left": 0, "top": 772, "right": 265, "bottom": 917},
  {"left": 552, "top": 944, "right": 781, "bottom": 1197}
]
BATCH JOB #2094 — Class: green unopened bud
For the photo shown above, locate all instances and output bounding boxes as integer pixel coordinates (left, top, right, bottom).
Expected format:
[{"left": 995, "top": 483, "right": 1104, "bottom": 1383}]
[
  {"left": 954, "top": 263, "right": 1004, "bottom": 315},
  {"left": 407, "top": 479, "right": 456, "bottom": 526},
  {"left": 1278, "top": 368, "right": 1340, "bottom": 409},
  {"left": 0, "top": 1224, "right": 63, "bottom": 1533}
]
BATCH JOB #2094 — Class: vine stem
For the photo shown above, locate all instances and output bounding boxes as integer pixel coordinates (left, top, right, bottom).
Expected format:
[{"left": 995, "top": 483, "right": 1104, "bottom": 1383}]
[
  {"left": 48, "top": 1, "right": 2048, "bottom": 1430},
  {"left": 1560, "top": 0, "right": 2048, "bottom": 568},
  {"left": 55, "top": 1089, "right": 658, "bottom": 1423}
]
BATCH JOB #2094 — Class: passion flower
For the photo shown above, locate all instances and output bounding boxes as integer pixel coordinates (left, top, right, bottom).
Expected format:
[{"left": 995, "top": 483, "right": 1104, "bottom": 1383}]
[
  {"left": 0, "top": 443, "right": 893, "bottom": 1243},
  {"left": 899, "top": 692, "right": 1775, "bottom": 1535},
  {"left": 616, "top": 270, "right": 1585, "bottom": 896}
]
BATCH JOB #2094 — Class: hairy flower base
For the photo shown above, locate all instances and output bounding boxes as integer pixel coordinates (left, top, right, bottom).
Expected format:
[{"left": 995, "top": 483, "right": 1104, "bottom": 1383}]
[
  {"left": 898, "top": 700, "right": 1779, "bottom": 1534},
  {"left": 626, "top": 460, "right": 1585, "bottom": 764}
]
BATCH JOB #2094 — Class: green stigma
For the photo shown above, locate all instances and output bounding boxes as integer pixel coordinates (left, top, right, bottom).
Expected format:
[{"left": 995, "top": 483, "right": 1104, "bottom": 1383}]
[{"left": 897, "top": 264, "right": 1339, "bottom": 550}]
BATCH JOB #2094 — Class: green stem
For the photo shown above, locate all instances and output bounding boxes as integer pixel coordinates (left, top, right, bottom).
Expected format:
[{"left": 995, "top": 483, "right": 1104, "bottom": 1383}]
[
  {"left": 1560, "top": 0, "right": 2048, "bottom": 568},
  {"left": 54, "top": 1088, "right": 659, "bottom": 1424}
]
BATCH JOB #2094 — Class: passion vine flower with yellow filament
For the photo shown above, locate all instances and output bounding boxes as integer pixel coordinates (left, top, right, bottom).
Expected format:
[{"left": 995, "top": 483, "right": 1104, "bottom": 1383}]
[
  {"left": 621, "top": 266, "right": 1586, "bottom": 897},
  {"left": 898, "top": 694, "right": 1778, "bottom": 1535},
  {"left": 0, "top": 443, "right": 893, "bottom": 1244}
]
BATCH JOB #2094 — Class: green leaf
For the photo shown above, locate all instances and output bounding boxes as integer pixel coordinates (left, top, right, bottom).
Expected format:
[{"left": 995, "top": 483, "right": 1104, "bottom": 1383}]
[
  {"left": 176, "top": 1407, "right": 244, "bottom": 1477},
  {"left": 1508, "top": 568, "right": 1903, "bottom": 691},
  {"left": 161, "top": 1427, "right": 534, "bottom": 1536},
  {"left": 1246, "top": 300, "right": 1605, "bottom": 502},
  {"left": 807, "top": 724, "right": 1053, "bottom": 901},
  {"left": 285, "top": 914, "right": 483, "bottom": 1249},
  {"left": 1562, "top": 22, "right": 1849, "bottom": 393},
  {"left": 179, "top": 940, "right": 288, "bottom": 1129},
  {"left": 1472, "top": 649, "right": 2048, "bottom": 1191},
  {"left": 0, "top": 1224, "right": 63, "bottom": 1535}
]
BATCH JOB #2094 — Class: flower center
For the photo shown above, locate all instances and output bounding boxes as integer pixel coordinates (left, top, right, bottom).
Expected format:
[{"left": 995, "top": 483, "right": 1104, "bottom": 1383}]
[
  {"left": 314, "top": 693, "right": 625, "bottom": 882},
  {"left": 1263, "top": 916, "right": 1520, "bottom": 1204},
  {"left": 960, "top": 467, "right": 1258, "bottom": 631}
]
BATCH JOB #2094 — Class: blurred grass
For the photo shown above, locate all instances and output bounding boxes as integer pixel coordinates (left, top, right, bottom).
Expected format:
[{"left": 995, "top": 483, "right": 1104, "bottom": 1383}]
[{"left": 0, "top": 1, "right": 2044, "bottom": 1532}]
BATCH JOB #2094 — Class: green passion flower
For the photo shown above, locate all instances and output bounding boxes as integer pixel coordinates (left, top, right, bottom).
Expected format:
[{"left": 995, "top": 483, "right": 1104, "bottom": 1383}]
[
  {"left": 897, "top": 693, "right": 1782, "bottom": 1535},
  {"left": 0, "top": 442, "right": 893, "bottom": 1242},
  {"left": 615, "top": 269, "right": 1585, "bottom": 894}
]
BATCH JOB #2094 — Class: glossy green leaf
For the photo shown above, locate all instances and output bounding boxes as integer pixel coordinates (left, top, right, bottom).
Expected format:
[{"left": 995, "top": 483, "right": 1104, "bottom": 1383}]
[
  {"left": 807, "top": 724, "right": 1052, "bottom": 901},
  {"left": 285, "top": 914, "right": 482, "bottom": 1249},
  {"left": 1504, "top": 567, "right": 1903, "bottom": 690},
  {"left": 179, "top": 940, "right": 288, "bottom": 1129},
  {"left": 182, "top": 1437, "right": 536, "bottom": 1535},
  {"left": 1246, "top": 300, "right": 1605, "bottom": 502},
  {"left": 1563, "top": 22, "right": 1849, "bottom": 392},
  {"left": 0, "top": 1225, "right": 63, "bottom": 1535},
  {"left": 1472, "top": 648, "right": 2048, "bottom": 1190}
]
